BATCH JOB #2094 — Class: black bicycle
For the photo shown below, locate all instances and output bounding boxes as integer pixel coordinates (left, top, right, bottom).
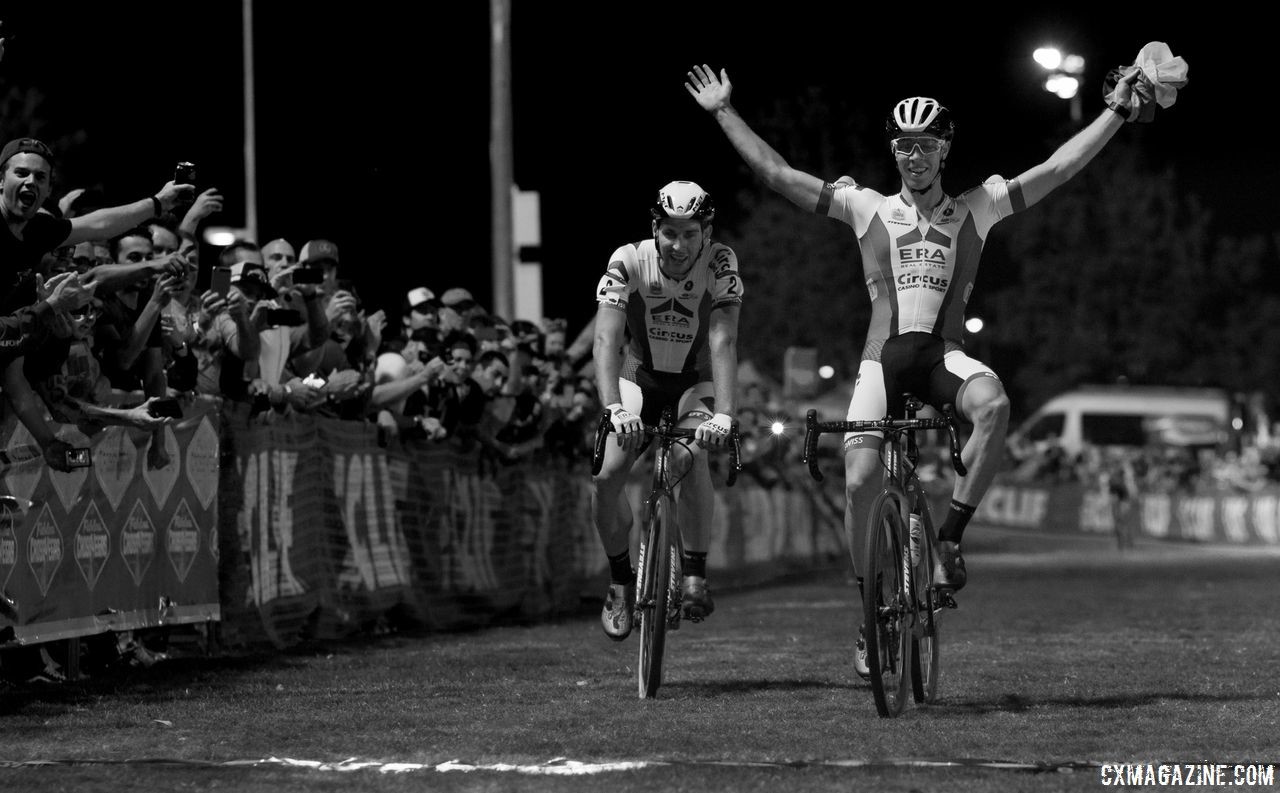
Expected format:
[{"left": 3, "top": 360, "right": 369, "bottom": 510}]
[
  {"left": 592, "top": 407, "right": 741, "bottom": 698},
  {"left": 802, "top": 396, "right": 967, "bottom": 717}
]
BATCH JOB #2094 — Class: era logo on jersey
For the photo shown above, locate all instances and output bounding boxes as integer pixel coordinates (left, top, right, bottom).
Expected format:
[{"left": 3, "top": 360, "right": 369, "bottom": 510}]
[{"left": 899, "top": 247, "right": 946, "bottom": 264}]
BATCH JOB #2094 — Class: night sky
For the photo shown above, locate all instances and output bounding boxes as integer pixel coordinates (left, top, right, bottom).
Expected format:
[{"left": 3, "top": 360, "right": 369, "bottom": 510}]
[{"left": 0, "top": 3, "right": 1264, "bottom": 335}]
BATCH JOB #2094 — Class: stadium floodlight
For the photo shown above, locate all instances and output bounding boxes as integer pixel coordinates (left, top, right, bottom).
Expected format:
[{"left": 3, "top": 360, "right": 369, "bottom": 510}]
[{"left": 1034, "top": 45, "right": 1085, "bottom": 123}]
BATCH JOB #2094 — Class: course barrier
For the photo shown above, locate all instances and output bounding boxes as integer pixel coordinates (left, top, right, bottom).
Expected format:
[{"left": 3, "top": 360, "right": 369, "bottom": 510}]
[
  {"left": 219, "top": 408, "right": 846, "bottom": 648},
  {"left": 967, "top": 478, "right": 1280, "bottom": 545},
  {"left": 0, "top": 396, "right": 221, "bottom": 645}
]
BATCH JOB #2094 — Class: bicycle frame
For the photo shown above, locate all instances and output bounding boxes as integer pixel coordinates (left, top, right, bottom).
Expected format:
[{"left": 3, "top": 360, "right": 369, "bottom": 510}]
[
  {"left": 592, "top": 406, "right": 741, "bottom": 698},
  {"left": 802, "top": 396, "right": 966, "bottom": 715}
]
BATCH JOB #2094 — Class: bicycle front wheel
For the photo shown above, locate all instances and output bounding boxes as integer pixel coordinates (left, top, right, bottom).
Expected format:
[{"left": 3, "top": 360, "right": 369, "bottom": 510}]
[
  {"left": 863, "top": 492, "right": 911, "bottom": 717},
  {"left": 637, "top": 494, "right": 674, "bottom": 699},
  {"left": 911, "top": 509, "right": 941, "bottom": 705}
]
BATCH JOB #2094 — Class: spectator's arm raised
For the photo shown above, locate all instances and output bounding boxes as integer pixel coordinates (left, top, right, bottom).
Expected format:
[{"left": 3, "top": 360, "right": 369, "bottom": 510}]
[{"left": 62, "top": 180, "right": 196, "bottom": 247}]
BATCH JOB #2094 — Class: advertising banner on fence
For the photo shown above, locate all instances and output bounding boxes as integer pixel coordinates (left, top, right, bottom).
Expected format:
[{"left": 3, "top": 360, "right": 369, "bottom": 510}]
[
  {"left": 0, "top": 396, "right": 221, "bottom": 644},
  {"left": 222, "top": 410, "right": 847, "bottom": 648},
  {"left": 965, "top": 477, "right": 1280, "bottom": 545}
]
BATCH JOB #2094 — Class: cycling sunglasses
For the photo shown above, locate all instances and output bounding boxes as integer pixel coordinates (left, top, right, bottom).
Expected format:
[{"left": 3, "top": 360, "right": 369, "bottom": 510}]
[{"left": 891, "top": 137, "right": 945, "bottom": 156}]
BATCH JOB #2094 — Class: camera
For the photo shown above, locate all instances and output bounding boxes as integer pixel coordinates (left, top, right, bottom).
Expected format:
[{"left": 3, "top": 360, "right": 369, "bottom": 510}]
[
  {"left": 292, "top": 265, "right": 324, "bottom": 284},
  {"left": 65, "top": 448, "right": 92, "bottom": 469},
  {"left": 147, "top": 397, "right": 184, "bottom": 419},
  {"left": 174, "top": 161, "right": 197, "bottom": 186}
]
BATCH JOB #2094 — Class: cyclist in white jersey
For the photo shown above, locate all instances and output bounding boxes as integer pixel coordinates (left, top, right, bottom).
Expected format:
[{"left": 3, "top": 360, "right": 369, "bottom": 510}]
[
  {"left": 592, "top": 180, "right": 743, "bottom": 641},
  {"left": 687, "top": 61, "right": 1155, "bottom": 674}
]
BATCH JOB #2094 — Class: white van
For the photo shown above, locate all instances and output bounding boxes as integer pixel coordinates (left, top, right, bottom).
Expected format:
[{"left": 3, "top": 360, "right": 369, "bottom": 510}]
[{"left": 1009, "top": 385, "right": 1233, "bottom": 456}]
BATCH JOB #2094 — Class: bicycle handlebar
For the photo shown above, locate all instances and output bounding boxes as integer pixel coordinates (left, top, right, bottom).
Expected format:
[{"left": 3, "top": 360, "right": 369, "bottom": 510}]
[
  {"left": 801, "top": 406, "right": 968, "bottom": 482},
  {"left": 590, "top": 409, "right": 742, "bottom": 487}
]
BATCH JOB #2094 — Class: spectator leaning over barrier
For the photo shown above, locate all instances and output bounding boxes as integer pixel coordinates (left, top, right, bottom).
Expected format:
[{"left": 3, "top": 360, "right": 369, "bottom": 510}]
[
  {"left": 0, "top": 138, "right": 191, "bottom": 462},
  {"left": 0, "top": 138, "right": 193, "bottom": 316},
  {"left": 286, "top": 282, "right": 378, "bottom": 419},
  {"left": 216, "top": 244, "right": 324, "bottom": 412},
  {"left": 94, "top": 227, "right": 184, "bottom": 468},
  {"left": 158, "top": 236, "right": 203, "bottom": 394}
]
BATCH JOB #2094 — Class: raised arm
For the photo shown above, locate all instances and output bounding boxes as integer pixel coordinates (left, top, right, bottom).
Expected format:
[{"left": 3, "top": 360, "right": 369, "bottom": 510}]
[
  {"left": 64, "top": 181, "right": 195, "bottom": 246},
  {"left": 1012, "top": 67, "right": 1151, "bottom": 210},
  {"left": 686, "top": 64, "right": 826, "bottom": 212}
]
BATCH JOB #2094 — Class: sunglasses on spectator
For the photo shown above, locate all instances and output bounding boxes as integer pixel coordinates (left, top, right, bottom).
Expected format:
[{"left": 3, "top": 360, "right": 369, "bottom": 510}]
[
  {"left": 444, "top": 300, "right": 477, "bottom": 312},
  {"left": 891, "top": 136, "right": 945, "bottom": 156},
  {"left": 68, "top": 305, "right": 101, "bottom": 320},
  {"left": 410, "top": 301, "right": 440, "bottom": 314}
]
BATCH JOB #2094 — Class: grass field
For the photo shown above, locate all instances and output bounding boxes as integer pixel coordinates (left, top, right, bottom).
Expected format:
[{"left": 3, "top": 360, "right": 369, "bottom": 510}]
[{"left": 2, "top": 527, "right": 1279, "bottom": 792}]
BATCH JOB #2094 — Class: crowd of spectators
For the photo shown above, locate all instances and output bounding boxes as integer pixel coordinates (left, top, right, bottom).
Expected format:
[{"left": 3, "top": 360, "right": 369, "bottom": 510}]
[{"left": 0, "top": 133, "right": 611, "bottom": 477}]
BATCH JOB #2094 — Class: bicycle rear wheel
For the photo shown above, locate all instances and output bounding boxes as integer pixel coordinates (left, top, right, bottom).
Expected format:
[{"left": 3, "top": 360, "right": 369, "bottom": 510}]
[
  {"left": 911, "top": 508, "right": 941, "bottom": 704},
  {"left": 863, "top": 492, "right": 911, "bottom": 717},
  {"left": 637, "top": 494, "right": 673, "bottom": 699}
]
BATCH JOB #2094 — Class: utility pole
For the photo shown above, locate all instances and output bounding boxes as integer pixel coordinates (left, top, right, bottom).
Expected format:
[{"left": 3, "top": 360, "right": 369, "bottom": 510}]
[
  {"left": 242, "top": 0, "right": 258, "bottom": 243},
  {"left": 489, "top": 0, "right": 514, "bottom": 319}
]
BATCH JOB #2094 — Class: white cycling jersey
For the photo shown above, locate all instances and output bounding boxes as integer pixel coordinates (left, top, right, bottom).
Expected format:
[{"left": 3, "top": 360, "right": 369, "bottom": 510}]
[{"left": 595, "top": 238, "right": 742, "bottom": 377}]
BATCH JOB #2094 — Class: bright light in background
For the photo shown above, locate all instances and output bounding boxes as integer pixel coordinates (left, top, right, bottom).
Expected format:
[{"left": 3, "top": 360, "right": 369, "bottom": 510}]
[
  {"left": 1233, "top": 417, "right": 1245, "bottom": 431},
  {"left": 818, "top": 365, "right": 835, "bottom": 380},
  {"left": 1033, "top": 47, "right": 1062, "bottom": 70},
  {"left": 771, "top": 421, "right": 786, "bottom": 436},
  {"left": 1044, "top": 74, "right": 1079, "bottom": 99},
  {"left": 203, "top": 226, "right": 247, "bottom": 247},
  {"left": 965, "top": 316, "right": 985, "bottom": 334},
  {"left": 1034, "top": 45, "right": 1085, "bottom": 122}
]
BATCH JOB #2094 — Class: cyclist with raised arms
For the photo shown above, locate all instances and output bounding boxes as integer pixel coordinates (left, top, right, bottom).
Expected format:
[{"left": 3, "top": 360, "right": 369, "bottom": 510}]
[
  {"left": 686, "top": 61, "right": 1156, "bottom": 675},
  {"left": 593, "top": 180, "right": 742, "bottom": 641}
]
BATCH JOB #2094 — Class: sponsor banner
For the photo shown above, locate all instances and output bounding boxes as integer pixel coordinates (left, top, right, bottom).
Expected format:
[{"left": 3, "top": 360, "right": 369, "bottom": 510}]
[
  {"left": 222, "top": 409, "right": 846, "bottom": 648},
  {"left": 1, "top": 396, "right": 221, "bottom": 644},
  {"left": 945, "top": 477, "right": 1280, "bottom": 545}
]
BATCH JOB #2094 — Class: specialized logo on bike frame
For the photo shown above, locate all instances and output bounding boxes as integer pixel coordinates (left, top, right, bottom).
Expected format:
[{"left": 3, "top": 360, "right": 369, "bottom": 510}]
[
  {"left": 166, "top": 498, "right": 200, "bottom": 583},
  {"left": 27, "top": 504, "right": 62, "bottom": 597},
  {"left": 120, "top": 501, "right": 157, "bottom": 586},
  {"left": 0, "top": 502, "right": 17, "bottom": 590},
  {"left": 74, "top": 501, "right": 111, "bottom": 590}
]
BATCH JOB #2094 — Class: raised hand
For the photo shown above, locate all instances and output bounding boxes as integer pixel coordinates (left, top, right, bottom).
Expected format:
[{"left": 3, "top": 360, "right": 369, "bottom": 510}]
[
  {"left": 685, "top": 64, "right": 733, "bottom": 112},
  {"left": 43, "top": 271, "right": 96, "bottom": 313}
]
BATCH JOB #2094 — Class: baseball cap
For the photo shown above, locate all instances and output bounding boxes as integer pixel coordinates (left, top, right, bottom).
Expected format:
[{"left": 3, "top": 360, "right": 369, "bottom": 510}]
[
  {"left": 0, "top": 138, "right": 55, "bottom": 169},
  {"left": 229, "top": 261, "right": 270, "bottom": 285},
  {"left": 407, "top": 287, "right": 438, "bottom": 311},
  {"left": 440, "top": 287, "right": 477, "bottom": 309},
  {"left": 299, "top": 239, "right": 339, "bottom": 267}
]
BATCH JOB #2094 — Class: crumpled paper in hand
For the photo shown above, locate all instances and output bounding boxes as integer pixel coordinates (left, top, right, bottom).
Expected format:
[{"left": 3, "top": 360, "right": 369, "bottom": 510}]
[{"left": 1133, "top": 41, "right": 1189, "bottom": 109}]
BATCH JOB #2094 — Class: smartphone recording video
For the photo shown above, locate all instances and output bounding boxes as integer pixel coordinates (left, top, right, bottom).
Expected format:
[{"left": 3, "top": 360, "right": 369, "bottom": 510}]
[
  {"left": 174, "top": 161, "right": 197, "bottom": 186},
  {"left": 210, "top": 266, "right": 232, "bottom": 297},
  {"left": 292, "top": 266, "right": 324, "bottom": 284}
]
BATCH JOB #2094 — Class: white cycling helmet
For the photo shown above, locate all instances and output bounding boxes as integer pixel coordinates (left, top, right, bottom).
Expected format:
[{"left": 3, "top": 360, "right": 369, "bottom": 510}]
[
  {"left": 651, "top": 180, "right": 715, "bottom": 223},
  {"left": 886, "top": 97, "right": 955, "bottom": 140}
]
